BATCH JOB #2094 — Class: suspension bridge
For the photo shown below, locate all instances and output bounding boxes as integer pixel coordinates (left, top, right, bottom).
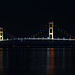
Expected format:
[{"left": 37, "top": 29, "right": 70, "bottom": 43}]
[
  {"left": 0, "top": 21, "right": 75, "bottom": 47},
  {"left": 0, "top": 21, "right": 75, "bottom": 41}
]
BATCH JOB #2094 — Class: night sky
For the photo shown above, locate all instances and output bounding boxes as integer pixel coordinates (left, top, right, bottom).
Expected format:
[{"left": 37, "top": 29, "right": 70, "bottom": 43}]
[{"left": 0, "top": 0, "right": 75, "bottom": 37}]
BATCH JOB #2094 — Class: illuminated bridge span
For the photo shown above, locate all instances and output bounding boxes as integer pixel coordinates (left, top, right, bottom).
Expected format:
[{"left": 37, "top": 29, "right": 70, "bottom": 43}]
[
  {"left": 2, "top": 38, "right": 75, "bottom": 41},
  {"left": 0, "top": 21, "right": 74, "bottom": 41}
]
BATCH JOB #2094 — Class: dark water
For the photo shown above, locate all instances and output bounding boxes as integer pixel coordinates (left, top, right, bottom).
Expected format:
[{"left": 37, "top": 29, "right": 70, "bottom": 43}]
[{"left": 0, "top": 48, "right": 73, "bottom": 75}]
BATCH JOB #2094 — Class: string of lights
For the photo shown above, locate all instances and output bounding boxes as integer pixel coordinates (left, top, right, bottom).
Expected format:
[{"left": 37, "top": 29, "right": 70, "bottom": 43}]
[
  {"left": 30, "top": 22, "right": 72, "bottom": 38},
  {"left": 3, "top": 28, "right": 15, "bottom": 38},
  {"left": 1, "top": 22, "right": 72, "bottom": 39}
]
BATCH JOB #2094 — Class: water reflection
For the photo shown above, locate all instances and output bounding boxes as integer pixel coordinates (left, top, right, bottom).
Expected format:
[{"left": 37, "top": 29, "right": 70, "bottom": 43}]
[
  {"left": 46, "top": 48, "right": 55, "bottom": 75},
  {"left": 50, "top": 48, "right": 55, "bottom": 70},
  {"left": 0, "top": 48, "right": 72, "bottom": 75},
  {"left": 0, "top": 48, "right": 3, "bottom": 71},
  {"left": 5, "top": 48, "right": 8, "bottom": 70},
  {"left": 46, "top": 48, "right": 72, "bottom": 75}
]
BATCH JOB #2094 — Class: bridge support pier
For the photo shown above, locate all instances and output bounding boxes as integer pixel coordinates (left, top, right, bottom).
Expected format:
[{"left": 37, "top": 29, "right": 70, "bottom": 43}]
[
  {"left": 0, "top": 27, "right": 3, "bottom": 41},
  {"left": 49, "top": 21, "right": 53, "bottom": 39}
]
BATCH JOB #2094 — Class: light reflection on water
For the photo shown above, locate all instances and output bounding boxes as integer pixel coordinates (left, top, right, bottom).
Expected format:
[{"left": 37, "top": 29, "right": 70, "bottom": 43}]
[
  {"left": 0, "top": 48, "right": 72, "bottom": 75},
  {"left": 0, "top": 48, "right": 3, "bottom": 74}
]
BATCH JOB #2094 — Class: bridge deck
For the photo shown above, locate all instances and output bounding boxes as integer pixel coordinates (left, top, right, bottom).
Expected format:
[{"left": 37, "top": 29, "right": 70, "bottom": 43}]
[{"left": 0, "top": 38, "right": 75, "bottom": 41}]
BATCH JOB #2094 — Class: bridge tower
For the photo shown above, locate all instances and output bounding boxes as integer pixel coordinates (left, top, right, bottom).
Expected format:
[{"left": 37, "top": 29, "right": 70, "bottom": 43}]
[
  {"left": 49, "top": 21, "right": 54, "bottom": 39},
  {"left": 0, "top": 27, "right": 3, "bottom": 40}
]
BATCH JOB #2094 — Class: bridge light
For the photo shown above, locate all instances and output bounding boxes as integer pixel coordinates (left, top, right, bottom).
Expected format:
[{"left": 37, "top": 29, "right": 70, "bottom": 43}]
[
  {"left": 61, "top": 31, "right": 62, "bottom": 33},
  {"left": 63, "top": 37, "right": 65, "bottom": 39},
  {"left": 24, "top": 37, "right": 26, "bottom": 39},
  {"left": 57, "top": 37, "right": 59, "bottom": 39},
  {"left": 51, "top": 21, "right": 53, "bottom": 23},
  {"left": 58, "top": 29, "right": 59, "bottom": 31},
  {"left": 61, "top": 29, "right": 62, "bottom": 31},
  {"left": 69, "top": 37, "right": 71, "bottom": 39},
  {"left": 47, "top": 37, "right": 49, "bottom": 39},
  {"left": 40, "top": 30, "right": 42, "bottom": 31},
  {"left": 48, "top": 21, "right": 50, "bottom": 24},
  {"left": 18, "top": 38, "right": 20, "bottom": 40},
  {"left": 38, "top": 37, "right": 39, "bottom": 39},
  {"left": 14, "top": 38, "right": 15, "bottom": 40},
  {"left": 67, "top": 34, "right": 68, "bottom": 36},
  {"left": 7, "top": 38, "right": 9, "bottom": 40},
  {"left": 70, "top": 35, "right": 71, "bottom": 37}
]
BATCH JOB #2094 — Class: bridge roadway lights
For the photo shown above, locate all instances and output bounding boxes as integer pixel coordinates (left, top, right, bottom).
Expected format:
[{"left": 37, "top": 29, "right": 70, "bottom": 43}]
[{"left": 1, "top": 38, "right": 75, "bottom": 41}]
